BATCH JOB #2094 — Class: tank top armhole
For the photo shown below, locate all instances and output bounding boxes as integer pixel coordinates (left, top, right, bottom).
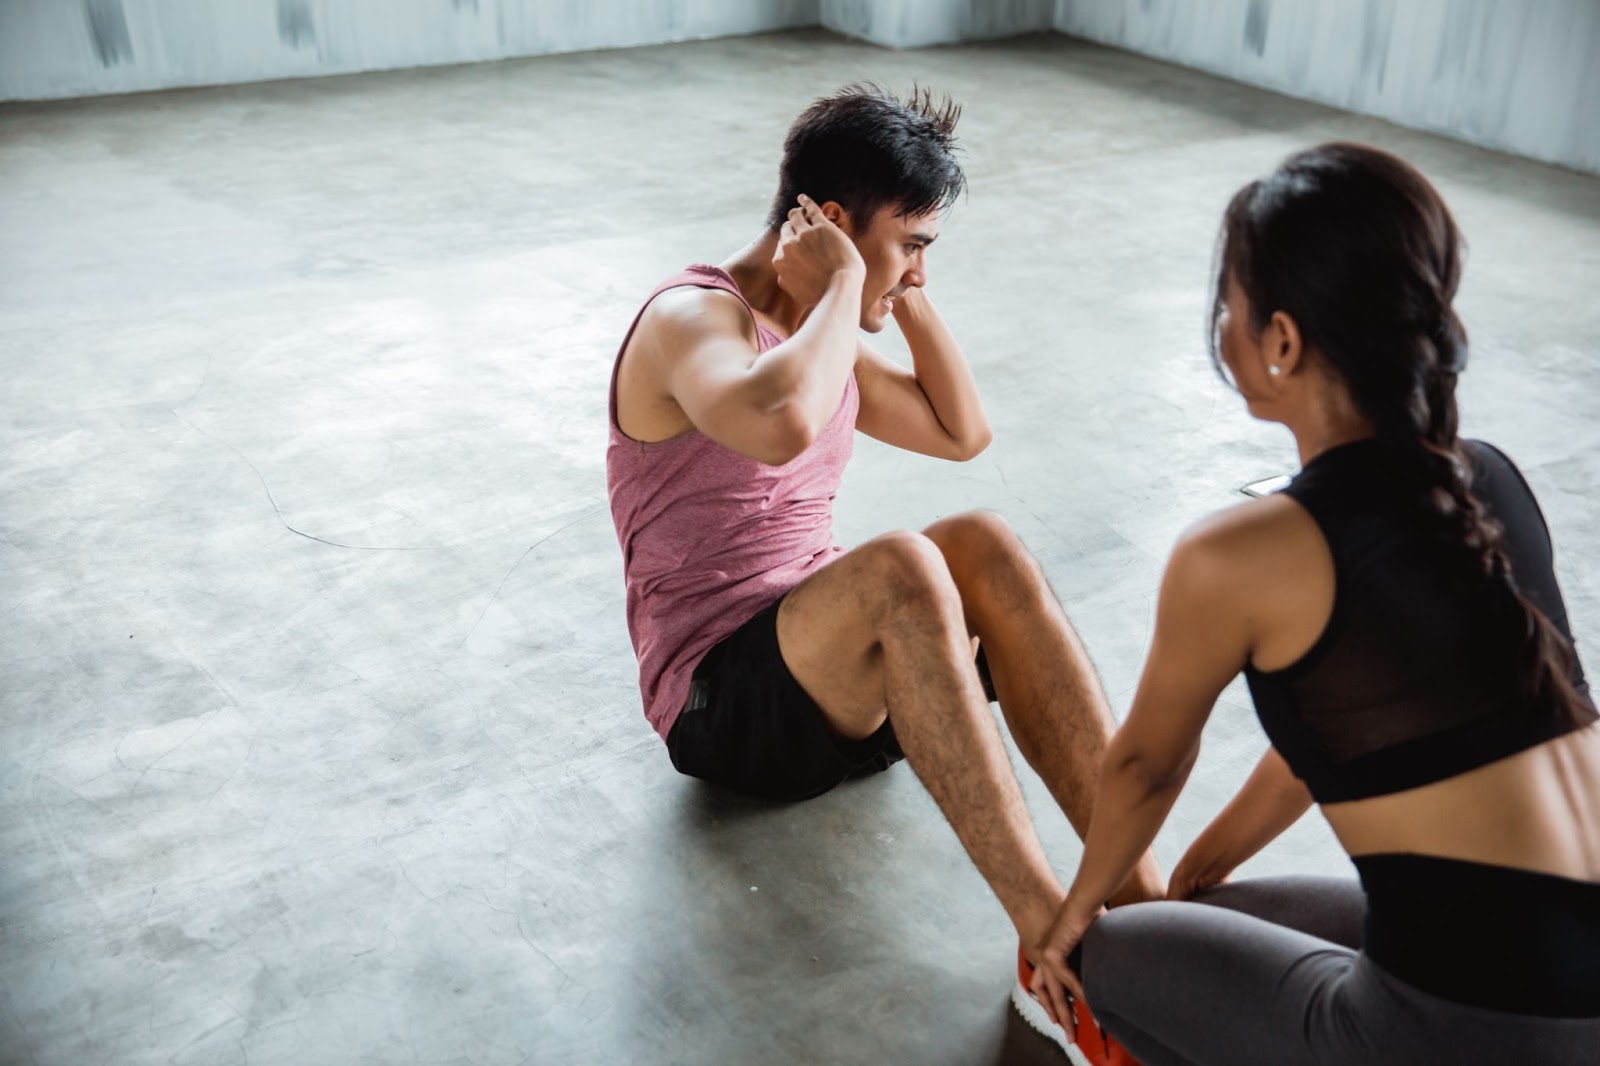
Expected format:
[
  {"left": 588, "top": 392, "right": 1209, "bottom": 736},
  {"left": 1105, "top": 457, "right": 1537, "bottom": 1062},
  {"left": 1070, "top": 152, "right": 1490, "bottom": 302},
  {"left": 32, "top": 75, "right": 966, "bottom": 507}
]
[
  {"left": 1464, "top": 439, "right": 1556, "bottom": 559},
  {"left": 1254, "top": 490, "right": 1346, "bottom": 679},
  {"left": 609, "top": 266, "right": 762, "bottom": 440},
  {"left": 1464, "top": 438, "right": 1591, "bottom": 698}
]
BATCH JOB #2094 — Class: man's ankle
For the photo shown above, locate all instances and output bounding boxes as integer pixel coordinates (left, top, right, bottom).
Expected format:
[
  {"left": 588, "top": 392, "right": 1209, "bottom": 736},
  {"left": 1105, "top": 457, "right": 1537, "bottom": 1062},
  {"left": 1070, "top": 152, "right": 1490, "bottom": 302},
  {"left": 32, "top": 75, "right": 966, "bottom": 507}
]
[{"left": 1013, "top": 888, "right": 1068, "bottom": 954}]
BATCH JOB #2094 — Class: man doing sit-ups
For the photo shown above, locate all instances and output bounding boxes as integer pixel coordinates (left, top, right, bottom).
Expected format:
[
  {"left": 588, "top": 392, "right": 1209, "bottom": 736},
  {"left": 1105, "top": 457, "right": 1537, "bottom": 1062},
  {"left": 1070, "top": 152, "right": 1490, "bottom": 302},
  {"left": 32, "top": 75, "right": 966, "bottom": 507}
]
[{"left": 606, "top": 85, "right": 1163, "bottom": 963}]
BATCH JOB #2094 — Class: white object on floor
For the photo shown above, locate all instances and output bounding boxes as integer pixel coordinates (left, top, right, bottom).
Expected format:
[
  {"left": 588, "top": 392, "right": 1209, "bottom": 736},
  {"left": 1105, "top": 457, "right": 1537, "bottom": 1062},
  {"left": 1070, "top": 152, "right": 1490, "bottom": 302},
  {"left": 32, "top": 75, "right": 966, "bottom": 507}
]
[
  {"left": 1241, "top": 474, "right": 1293, "bottom": 498},
  {"left": 1011, "top": 979, "right": 1094, "bottom": 1066}
]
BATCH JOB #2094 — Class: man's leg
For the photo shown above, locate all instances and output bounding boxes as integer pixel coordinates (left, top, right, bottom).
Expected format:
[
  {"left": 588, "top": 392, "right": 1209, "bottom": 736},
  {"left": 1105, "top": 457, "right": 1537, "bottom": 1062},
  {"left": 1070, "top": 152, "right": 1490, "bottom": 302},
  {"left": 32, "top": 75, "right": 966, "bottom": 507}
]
[
  {"left": 922, "top": 510, "right": 1163, "bottom": 906},
  {"left": 776, "top": 530, "right": 1065, "bottom": 947}
]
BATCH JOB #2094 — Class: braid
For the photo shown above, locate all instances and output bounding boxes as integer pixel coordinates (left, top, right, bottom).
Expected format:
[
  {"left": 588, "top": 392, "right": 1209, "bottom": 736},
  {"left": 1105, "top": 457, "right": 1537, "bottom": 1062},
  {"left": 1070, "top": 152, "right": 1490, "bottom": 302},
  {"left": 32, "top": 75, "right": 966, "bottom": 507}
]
[{"left": 1384, "top": 322, "right": 1585, "bottom": 724}]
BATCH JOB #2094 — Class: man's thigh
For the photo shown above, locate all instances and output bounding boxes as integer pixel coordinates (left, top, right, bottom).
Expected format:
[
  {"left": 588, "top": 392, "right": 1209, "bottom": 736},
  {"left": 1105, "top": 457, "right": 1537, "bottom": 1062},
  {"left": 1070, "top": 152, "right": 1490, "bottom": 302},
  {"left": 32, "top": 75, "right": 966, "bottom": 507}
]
[
  {"left": 668, "top": 597, "right": 901, "bottom": 801},
  {"left": 777, "top": 530, "right": 968, "bottom": 740},
  {"left": 776, "top": 545, "right": 896, "bottom": 742}
]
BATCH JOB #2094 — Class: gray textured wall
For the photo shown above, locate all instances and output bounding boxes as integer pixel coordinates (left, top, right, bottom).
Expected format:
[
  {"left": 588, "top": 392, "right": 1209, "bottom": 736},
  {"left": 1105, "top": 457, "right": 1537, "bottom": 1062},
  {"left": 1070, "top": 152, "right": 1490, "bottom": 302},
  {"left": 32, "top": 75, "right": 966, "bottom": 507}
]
[
  {"left": 1054, "top": 0, "right": 1600, "bottom": 174},
  {"left": 0, "top": 0, "right": 821, "bottom": 101},
  {"left": 820, "top": 0, "right": 1054, "bottom": 49},
  {"left": 4, "top": 0, "right": 1595, "bottom": 175}
]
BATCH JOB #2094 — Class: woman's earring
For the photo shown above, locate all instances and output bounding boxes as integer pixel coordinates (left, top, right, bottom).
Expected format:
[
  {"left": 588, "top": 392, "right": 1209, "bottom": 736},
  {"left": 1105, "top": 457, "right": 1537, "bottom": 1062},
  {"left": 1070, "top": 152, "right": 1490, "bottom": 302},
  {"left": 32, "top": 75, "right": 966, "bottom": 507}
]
[{"left": 1269, "top": 365, "right": 1282, "bottom": 377}]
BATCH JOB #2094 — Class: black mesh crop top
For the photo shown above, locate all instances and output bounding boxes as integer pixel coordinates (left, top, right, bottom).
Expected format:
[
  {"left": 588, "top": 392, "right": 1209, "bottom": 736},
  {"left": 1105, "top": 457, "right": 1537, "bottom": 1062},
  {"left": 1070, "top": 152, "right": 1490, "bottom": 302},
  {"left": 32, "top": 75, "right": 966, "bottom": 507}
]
[{"left": 1244, "top": 438, "right": 1597, "bottom": 804}]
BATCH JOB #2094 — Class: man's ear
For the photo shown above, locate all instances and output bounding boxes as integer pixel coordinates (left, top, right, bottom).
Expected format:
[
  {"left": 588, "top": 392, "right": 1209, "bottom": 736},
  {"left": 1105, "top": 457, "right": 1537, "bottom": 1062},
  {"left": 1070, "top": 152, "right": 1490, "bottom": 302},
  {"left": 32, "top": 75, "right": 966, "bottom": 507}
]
[{"left": 819, "top": 200, "right": 851, "bottom": 234}]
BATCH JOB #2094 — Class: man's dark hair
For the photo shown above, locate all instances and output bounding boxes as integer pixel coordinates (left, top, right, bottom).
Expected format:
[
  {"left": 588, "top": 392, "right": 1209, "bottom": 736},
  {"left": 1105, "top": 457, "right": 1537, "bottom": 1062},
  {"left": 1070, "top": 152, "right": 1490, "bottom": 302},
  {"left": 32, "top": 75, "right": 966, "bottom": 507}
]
[{"left": 766, "top": 83, "right": 966, "bottom": 232}]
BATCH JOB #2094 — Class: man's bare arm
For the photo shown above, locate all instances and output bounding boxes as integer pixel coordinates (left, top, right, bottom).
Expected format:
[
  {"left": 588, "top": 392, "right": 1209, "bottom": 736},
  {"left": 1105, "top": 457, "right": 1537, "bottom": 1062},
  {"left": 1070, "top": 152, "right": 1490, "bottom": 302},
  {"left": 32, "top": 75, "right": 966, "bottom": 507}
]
[
  {"left": 645, "top": 269, "right": 863, "bottom": 465},
  {"left": 855, "top": 289, "right": 991, "bottom": 461}
]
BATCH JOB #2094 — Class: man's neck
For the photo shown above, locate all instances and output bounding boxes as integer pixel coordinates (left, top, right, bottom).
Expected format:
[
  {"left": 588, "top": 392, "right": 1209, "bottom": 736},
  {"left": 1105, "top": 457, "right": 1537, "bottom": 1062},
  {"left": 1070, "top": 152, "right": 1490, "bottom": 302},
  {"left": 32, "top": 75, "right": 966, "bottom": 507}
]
[{"left": 719, "top": 231, "right": 811, "bottom": 337}]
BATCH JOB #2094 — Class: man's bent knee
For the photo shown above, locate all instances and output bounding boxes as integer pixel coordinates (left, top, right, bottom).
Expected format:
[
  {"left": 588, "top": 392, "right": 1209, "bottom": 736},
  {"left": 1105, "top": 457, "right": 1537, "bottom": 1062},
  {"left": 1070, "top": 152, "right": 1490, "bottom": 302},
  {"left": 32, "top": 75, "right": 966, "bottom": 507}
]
[
  {"left": 927, "top": 510, "right": 1049, "bottom": 601},
  {"left": 855, "top": 530, "right": 961, "bottom": 619},
  {"left": 925, "top": 509, "right": 1028, "bottom": 565}
]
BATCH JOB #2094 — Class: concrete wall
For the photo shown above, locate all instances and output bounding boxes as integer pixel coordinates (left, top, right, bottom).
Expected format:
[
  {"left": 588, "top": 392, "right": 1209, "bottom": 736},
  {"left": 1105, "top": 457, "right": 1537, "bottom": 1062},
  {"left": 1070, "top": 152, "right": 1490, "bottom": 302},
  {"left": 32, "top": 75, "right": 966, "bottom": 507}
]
[
  {"left": 1053, "top": 0, "right": 1600, "bottom": 174},
  {"left": 820, "top": 0, "right": 1054, "bottom": 49},
  {"left": 5, "top": 0, "right": 1594, "bottom": 175},
  {"left": 0, "top": 0, "right": 821, "bottom": 101}
]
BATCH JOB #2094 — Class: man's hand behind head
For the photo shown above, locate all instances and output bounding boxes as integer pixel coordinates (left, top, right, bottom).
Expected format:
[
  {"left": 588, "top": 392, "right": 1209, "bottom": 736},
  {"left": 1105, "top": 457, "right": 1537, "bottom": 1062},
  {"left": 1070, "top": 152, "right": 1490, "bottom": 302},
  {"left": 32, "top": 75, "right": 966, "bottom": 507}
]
[{"left": 772, "top": 194, "right": 865, "bottom": 307}]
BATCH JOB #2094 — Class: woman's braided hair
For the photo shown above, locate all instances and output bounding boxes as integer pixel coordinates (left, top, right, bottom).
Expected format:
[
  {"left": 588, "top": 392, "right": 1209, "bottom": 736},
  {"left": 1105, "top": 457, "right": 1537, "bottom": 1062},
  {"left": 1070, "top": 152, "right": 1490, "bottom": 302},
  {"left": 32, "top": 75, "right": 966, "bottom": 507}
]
[{"left": 1210, "top": 142, "right": 1586, "bottom": 725}]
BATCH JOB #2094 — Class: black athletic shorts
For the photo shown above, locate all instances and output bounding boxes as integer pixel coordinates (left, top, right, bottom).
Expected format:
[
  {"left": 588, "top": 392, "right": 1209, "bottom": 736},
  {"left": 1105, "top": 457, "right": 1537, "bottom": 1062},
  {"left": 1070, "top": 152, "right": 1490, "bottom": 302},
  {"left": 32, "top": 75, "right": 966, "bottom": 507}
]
[{"left": 665, "top": 595, "right": 995, "bottom": 802}]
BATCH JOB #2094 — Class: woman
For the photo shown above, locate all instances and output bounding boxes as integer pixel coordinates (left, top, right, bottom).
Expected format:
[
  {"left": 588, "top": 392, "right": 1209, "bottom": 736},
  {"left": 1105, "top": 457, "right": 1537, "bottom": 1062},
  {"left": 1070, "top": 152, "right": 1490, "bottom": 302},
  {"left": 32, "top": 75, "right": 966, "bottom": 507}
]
[{"left": 1027, "top": 143, "right": 1600, "bottom": 1064}]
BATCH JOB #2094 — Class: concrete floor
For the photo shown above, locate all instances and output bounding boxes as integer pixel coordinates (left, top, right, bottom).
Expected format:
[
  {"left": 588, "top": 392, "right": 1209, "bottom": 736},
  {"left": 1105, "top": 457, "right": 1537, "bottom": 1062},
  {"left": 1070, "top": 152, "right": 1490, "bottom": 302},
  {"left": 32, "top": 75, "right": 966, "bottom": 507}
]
[{"left": 2, "top": 27, "right": 1598, "bottom": 1066}]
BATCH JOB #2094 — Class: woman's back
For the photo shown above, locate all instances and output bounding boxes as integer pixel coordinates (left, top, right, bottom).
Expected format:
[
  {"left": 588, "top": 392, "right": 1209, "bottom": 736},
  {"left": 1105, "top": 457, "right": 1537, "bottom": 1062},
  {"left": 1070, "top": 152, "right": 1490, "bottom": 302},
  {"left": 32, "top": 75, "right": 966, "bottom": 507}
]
[
  {"left": 1237, "top": 437, "right": 1600, "bottom": 1013},
  {"left": 1242, "top": 438, "right": 1597, "bottom": 869}
]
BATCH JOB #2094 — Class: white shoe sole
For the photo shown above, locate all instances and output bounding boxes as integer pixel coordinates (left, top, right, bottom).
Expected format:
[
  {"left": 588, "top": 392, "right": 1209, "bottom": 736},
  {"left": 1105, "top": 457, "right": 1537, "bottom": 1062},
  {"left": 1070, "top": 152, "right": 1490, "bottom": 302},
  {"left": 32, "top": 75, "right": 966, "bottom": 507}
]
[{"left": 1011, "top": 979, "right": 1094, "bottom": 1066}]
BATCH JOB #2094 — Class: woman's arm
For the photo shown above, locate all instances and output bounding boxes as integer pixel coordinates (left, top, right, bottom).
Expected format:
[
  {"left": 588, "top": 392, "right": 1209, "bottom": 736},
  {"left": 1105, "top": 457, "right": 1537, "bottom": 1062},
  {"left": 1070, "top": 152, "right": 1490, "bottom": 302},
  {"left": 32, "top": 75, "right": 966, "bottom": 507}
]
[
  {"left": 1168, "top": 746, "right": 1314, "bottom": 900},
  {"left": 1028, "top": 511, "right": 1265, "bottom": 1026},
  {"left": 1059, "top": 530, "right": 1254, "bottom": 914}
]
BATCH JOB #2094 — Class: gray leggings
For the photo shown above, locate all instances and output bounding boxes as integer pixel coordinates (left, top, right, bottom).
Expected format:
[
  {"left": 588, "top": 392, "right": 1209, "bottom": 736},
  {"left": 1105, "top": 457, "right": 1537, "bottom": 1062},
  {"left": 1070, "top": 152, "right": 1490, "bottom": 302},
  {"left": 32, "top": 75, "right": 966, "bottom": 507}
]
[{"left": 1081, "top": 877, "right": 1600, "bottom": 1066}]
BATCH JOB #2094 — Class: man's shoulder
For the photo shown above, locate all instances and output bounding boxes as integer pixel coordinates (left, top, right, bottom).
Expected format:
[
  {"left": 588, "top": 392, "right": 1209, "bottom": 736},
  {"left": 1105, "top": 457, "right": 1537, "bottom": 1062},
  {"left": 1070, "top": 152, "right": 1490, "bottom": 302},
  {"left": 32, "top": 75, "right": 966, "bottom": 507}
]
[
  {"left": 646, "top": 281, "right": 743, "bottom": 317},
  {"left": 635, "top": 283, "right": 756, "bottom": 350}
]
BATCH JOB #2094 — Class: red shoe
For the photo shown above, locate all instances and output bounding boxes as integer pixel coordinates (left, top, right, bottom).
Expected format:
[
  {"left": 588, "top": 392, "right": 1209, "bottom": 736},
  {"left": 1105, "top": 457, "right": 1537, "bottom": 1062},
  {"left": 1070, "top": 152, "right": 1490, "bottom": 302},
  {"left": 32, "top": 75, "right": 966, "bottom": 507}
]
[{"left": 1012, "top": 945, "right": 1140, "bottom": 1065}]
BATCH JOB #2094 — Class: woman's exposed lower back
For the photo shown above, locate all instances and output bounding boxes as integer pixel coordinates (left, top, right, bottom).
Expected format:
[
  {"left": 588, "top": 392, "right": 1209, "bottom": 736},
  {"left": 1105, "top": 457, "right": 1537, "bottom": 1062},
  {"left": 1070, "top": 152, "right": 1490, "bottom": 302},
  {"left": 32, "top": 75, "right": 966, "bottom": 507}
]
[{"left": 1322, "top": 721, "right": 1600, "bottom": 881}]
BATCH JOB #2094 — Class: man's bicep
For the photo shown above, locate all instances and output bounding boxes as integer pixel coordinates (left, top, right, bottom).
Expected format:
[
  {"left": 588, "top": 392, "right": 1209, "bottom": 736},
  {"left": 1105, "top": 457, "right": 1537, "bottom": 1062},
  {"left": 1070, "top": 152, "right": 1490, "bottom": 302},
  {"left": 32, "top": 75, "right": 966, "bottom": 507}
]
[
  {"left": 650, "top": 291, "right": 758, "bottom": 421},
  {"left": 651, "top": 291, "right": 801, "bottom": 463},
  {"left": 665, "top": 335, "right": 758, "bottom": 428}
]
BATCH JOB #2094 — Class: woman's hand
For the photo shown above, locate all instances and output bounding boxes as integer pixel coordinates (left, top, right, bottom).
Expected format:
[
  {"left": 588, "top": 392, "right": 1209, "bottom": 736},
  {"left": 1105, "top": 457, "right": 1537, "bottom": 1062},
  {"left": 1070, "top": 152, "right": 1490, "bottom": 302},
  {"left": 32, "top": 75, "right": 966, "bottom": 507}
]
[
  {"left": 1028, "top": 895, "right": 1103, "bottom": 1038},
  {"left": 1166, "top": 748, "right": 1311, "bottom": 902},
  {"left": 1167, "top": 841, "right": 1234, "bottom": 901}
]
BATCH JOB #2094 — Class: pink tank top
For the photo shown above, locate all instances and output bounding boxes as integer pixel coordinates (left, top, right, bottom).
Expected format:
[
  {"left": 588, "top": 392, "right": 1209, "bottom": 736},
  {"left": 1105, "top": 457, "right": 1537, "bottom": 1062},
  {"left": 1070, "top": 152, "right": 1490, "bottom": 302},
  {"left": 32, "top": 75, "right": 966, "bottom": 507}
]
[{"left": 607, "top": 265, "right": 859, "bottom": 740}]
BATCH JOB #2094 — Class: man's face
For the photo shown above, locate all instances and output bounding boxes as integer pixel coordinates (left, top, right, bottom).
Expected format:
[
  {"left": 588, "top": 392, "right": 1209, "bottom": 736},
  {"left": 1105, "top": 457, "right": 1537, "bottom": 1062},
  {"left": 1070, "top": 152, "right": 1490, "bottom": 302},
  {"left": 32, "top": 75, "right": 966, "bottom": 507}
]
[{"left": 842, "top": 206, "right": 939, "bottom": 333}]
